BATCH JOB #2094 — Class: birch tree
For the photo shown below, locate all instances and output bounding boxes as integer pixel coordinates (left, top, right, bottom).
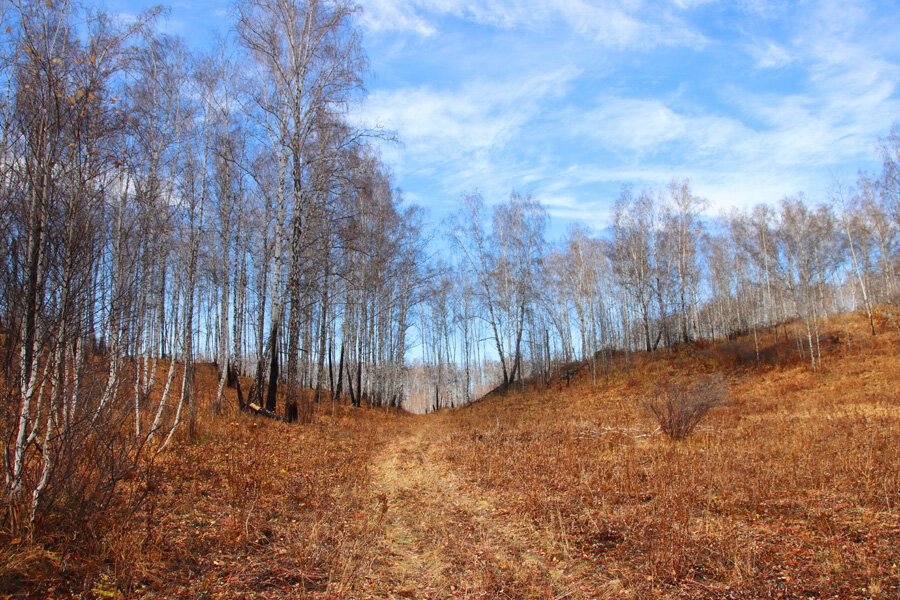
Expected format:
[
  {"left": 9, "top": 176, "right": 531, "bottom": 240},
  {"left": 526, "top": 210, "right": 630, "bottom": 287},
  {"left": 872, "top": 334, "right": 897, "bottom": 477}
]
[{"left": 236, "top": 0, "right": 364, "bottom": 419}]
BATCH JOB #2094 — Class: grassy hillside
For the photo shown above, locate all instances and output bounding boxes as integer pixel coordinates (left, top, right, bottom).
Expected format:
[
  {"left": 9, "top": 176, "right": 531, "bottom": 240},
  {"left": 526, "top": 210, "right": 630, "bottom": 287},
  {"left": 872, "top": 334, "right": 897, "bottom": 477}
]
[
  {"left": 439, "top": 310, "right": 900, "bottom": 599},
  {"left": 2, "top": 310, "right": 899, "bottom": 599}
]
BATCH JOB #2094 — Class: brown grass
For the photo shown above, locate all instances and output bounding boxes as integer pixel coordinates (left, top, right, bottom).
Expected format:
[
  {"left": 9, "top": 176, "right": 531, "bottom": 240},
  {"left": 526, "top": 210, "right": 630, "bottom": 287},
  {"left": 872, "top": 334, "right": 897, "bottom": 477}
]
[
  {"left": 443, "top": 312, "right": 900, "bottom": 599},
  {"left": 2, "top": 309, "right": 899, "bottom": 599}
]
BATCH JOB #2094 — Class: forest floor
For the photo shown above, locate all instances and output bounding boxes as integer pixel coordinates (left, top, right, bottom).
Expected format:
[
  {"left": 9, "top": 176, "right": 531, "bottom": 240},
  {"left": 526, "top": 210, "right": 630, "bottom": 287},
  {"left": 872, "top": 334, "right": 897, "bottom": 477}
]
[{"left": 3, "top": 309, "right": 900, "bottom": 599}]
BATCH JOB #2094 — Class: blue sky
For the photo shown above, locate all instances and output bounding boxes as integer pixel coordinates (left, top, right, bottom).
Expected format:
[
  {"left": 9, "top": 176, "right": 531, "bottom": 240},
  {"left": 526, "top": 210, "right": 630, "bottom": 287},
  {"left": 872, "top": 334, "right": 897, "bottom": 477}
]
[{"left": 109, "top": 0, "right": 900, "bottom": 231}]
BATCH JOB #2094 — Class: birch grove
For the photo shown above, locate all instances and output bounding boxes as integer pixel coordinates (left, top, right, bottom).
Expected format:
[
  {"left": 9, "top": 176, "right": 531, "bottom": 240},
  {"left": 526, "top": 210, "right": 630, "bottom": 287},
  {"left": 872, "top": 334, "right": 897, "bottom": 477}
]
[{"left": 2, "top": 0, "right": 899, "bottom": 538}]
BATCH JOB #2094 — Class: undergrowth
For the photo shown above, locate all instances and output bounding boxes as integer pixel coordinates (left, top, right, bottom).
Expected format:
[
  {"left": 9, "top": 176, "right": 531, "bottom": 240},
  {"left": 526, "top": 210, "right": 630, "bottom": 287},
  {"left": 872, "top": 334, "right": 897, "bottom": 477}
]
[{"left": 0, "top": 366, "right": 393, "bottom": 599}]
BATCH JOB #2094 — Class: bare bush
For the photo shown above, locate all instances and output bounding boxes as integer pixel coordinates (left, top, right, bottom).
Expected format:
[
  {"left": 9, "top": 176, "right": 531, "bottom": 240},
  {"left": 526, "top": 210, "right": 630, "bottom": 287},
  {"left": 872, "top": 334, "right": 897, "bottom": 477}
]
[{"left": 640, "top": 375, "right": 729, "bottom": 440}]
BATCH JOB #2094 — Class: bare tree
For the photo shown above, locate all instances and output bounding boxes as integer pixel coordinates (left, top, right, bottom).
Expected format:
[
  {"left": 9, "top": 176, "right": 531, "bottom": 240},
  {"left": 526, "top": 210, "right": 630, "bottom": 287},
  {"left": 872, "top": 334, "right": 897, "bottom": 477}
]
[
  {"left": 1, "top": 0, "right": 165, "bottom": 531},
  {"left": 611, "top": 188, "right": 657, "bottom": 353},
  {"left": 236, "top": 0, "right": 365, "bottom": 419}
]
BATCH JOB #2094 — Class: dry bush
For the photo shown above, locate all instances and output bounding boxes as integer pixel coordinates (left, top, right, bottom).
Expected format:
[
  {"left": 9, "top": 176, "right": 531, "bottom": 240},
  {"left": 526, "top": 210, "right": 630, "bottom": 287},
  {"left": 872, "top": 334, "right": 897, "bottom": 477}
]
[
  {"left": 2, "top": 360, "right": 153, "bottom": 531},
  {"left": 0, "top": 360, "right": 167, "bottom": 597},
  {"left": 1, "top": 360, "right": 389, "bottom": 598},
  {"left": 639, "top": 374, "right": 729, "bottom": 440}
]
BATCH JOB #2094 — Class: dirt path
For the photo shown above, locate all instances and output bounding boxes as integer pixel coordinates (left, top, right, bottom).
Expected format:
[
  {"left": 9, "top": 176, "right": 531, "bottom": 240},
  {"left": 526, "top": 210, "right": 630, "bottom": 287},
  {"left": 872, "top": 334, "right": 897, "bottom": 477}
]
[{"left": 361, "top": 415, "right": 594, "bottom": 600}]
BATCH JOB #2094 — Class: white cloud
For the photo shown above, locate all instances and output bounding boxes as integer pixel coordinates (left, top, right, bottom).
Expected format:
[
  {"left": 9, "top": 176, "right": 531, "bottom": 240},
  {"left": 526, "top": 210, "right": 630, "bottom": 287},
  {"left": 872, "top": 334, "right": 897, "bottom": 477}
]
[
  {"left": 579, "top": 97, "right": 749, "bottom": 159},
  {"left": 547, "top": 0, "right": 645, "bottom": 46},
  {"left": 748, "top": 40, "right": 793, "bottom": 69},
  {"left": 669, "top": 0, "right": 716, "bottom": 7},
  {"left": 355, "top": 0, "right": 900, "bottom": 224},
  {"left": 561, "top": 0, "right": 900, "bottom": 211},
  {"left": 358, "top": 0, "right": 437, "bottom": 36},
  {"left": 359, "top": 0, "right": 706, "bottom": 49},
  {"left": 557, "top": 76, "right": 893, "bottom": 211},
  {"left": 582, "top": 98, "right": 687, "bottom": 151},
  {"left": 354, "top": 67, "right": 578, "bottom": 187}
]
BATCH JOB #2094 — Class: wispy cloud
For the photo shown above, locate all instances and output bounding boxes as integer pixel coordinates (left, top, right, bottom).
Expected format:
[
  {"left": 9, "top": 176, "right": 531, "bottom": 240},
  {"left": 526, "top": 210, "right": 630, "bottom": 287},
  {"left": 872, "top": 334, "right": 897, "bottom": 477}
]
[
  {"left": 747, "top": 40, "right": 794, "bottom": 69},
  {"left": 564, "top": 81, "right": 895, "bottom": 210},
  {"left": 354, "top": 67, "right": 579, "bottom": 192},
  {"left": 109, "top": 0, "right": 900, "bottom": 228},
  {"left": 358, "top": 0, "right": 436, "bottom": 36},
  {"left": 353, "top": 0, "right": 900, "bottom": 225},
  {"left": 577, "top": 97, "right": 749, "bottom": 158},
  {"left": 359, "top": 0, "right": 707, "bottom": 49}
]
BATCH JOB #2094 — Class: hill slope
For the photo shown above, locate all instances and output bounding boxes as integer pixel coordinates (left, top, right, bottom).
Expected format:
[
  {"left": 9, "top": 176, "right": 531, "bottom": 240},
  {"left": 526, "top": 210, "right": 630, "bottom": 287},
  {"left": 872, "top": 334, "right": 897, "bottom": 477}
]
[{"left": 3, "top": 311, "right": 899, "bottom": 599}]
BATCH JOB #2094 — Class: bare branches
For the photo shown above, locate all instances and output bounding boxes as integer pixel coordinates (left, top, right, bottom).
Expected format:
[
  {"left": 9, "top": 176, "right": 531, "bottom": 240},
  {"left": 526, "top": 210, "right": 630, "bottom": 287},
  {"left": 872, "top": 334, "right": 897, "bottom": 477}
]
[{"left": 640, "top": 375, "right": 730, "bottom": 441}]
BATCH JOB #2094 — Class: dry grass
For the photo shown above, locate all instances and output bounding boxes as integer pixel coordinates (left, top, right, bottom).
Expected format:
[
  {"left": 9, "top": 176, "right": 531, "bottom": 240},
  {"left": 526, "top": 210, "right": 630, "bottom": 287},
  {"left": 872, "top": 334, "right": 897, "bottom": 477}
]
[
  {"left": 2, "top": 310, "right": 899, "bottom": 599},
  {"left": 443, "top": 312, "right": 900, "bottom": 599},
  {"left": 1, "top": 364, "right": 397, "bottom": 599}
]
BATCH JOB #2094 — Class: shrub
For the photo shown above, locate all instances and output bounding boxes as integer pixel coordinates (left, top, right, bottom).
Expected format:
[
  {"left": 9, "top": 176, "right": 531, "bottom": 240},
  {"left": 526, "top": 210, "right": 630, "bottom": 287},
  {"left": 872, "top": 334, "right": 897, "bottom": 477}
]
[{"left": 640, "top": 375, "right": 729, "bottom": 440}]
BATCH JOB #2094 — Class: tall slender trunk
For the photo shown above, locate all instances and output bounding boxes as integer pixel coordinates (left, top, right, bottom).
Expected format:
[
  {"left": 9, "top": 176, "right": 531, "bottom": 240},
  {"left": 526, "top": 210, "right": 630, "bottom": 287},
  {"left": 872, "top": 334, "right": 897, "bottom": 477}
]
[
  {"left": 842, "top": 213, "right": 877, "bottom": 336},
  {"left": 283, "top": 207, "right": 305, "bottom": 422},
  {"left": 313, "top": 277, "right": 329, "bottom": 405},
  {"left": 265, "top": 321, "right": 280, "bottom": 413},
  {"left": 336, "top": 342, "right": 345, "bottom": 401}
]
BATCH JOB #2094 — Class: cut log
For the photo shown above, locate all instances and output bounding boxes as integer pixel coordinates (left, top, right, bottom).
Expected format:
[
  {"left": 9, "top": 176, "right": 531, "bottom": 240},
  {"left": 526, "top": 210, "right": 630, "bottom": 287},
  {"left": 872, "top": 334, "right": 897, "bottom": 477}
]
[{"left": 247, "top": 402, "right": 283, "bottom": 421}]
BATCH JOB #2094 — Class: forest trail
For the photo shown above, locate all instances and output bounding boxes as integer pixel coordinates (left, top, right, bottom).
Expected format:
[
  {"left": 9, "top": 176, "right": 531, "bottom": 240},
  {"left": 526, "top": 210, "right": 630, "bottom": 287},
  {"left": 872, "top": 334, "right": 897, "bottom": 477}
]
[{"left": 363, "top": 414, "right": 594, "bottom": 600}]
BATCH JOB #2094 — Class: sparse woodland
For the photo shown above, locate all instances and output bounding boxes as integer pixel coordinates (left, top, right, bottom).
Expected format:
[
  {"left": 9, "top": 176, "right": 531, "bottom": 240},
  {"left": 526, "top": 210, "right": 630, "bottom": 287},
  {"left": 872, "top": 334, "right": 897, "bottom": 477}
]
[{"left": 1, "top": 0, "right": 900, "bottom": 598}]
